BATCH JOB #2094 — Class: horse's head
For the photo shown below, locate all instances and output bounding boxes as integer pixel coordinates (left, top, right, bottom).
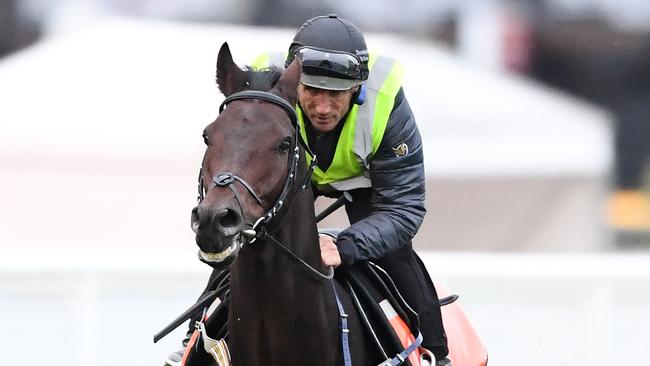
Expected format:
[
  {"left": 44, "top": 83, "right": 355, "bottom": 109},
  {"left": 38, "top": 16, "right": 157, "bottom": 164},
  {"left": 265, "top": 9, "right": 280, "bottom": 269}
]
[{"left": 191, "top": 43, "right": 302, "bottom": 268}]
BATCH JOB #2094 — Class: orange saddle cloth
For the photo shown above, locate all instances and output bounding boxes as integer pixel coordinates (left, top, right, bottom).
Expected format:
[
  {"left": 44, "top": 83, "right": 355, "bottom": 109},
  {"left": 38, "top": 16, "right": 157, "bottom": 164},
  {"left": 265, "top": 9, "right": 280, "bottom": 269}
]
[{"left": 436, "top": 282, "right": 488, "bottom": 366}]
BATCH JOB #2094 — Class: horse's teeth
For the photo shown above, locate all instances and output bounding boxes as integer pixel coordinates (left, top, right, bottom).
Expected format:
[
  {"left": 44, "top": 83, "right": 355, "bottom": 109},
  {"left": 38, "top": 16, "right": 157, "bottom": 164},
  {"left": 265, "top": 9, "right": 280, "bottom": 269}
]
[{"left": 199, "top": 242, "right": 238, "bottom": 262}]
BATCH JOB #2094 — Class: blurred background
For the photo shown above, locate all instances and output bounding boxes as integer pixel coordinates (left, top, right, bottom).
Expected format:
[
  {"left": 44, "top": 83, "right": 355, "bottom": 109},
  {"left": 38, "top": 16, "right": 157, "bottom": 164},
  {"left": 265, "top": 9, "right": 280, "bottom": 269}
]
[{"left": 1, "top": 0, "right": 649, "bottom": 365}]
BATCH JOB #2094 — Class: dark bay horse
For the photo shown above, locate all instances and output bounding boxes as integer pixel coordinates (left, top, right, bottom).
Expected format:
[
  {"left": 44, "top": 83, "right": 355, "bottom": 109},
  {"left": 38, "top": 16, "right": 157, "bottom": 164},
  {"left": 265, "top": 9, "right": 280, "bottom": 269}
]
[
  {"left": 186, "top": 43, "right": 379, "bottom": 366},
  {"left": 172, "top": 42, "right": 489, "bottom": 366}
]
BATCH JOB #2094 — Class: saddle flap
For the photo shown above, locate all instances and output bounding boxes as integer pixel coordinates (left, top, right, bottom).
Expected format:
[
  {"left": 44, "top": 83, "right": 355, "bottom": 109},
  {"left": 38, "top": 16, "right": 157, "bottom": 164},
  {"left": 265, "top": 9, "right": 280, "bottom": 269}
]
[{"left": 339, "top": 262, "right": 422, "bottom": 366}]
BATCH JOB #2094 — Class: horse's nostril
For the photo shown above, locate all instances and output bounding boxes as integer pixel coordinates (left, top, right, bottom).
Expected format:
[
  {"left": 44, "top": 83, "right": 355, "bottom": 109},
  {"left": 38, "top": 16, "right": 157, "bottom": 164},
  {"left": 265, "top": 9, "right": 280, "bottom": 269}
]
[
  {"left": 191, "top": 207, "right": 201, "bottom": 233},
  {"left": 211, "top": 208, "right": 242, "bottom": 236},
  {"left": 194, "top": 206, "right": 243, "bottom": 236},
  {"left": 218, "top": 208, "right": 242, "bottom": 229}
]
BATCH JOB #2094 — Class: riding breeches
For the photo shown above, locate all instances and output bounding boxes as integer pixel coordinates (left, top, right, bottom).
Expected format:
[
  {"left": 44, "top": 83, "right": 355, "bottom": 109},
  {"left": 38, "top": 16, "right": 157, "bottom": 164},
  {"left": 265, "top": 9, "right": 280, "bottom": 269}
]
[{"left": 372, "top": 244, "right": 449, "bottom": 360}]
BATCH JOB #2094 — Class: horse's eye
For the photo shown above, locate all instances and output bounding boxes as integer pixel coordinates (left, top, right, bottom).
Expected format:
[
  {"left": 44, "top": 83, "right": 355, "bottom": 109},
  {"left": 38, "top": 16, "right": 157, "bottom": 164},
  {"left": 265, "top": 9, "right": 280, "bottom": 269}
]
[
  {"left": 278, "top": 137, "right": 292, "bottom": 153},
  {"left": 202, "top": 132, "right": 209, "bottom": 145}
]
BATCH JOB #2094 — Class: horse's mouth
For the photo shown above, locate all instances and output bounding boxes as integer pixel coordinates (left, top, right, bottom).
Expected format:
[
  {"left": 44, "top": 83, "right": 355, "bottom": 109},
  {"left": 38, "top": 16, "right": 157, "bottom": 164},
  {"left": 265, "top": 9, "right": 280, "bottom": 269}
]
[{"left": 197, "top": 238, "right": 241, "bottom": 264}]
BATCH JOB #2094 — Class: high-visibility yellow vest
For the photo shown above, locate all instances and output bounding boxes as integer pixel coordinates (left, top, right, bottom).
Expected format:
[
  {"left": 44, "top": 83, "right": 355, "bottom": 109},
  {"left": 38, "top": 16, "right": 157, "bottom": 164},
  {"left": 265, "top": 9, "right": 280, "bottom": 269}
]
[{"left": 252, "top": 52, "right": 404, "bottom": 191}]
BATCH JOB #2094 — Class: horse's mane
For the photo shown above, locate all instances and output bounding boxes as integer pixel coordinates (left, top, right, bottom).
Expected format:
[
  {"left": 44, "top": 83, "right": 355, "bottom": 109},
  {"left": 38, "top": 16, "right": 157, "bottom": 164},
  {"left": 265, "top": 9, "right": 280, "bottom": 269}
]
[{"left": 244, "top": 66, "right": 284, "bottom": 91}]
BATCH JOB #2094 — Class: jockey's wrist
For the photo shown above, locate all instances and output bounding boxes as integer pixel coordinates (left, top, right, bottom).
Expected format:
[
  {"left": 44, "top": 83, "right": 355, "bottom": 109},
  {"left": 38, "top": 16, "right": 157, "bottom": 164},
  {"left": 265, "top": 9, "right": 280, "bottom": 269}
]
[{"left": 335, "top": 236, "right": 358, "bottom": 265}]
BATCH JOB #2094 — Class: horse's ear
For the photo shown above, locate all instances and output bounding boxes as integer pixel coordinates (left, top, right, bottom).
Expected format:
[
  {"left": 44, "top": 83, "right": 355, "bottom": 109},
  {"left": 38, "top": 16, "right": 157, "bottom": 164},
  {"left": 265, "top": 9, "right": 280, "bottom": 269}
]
[
  {"left": 216, "top": 42, "right": 248, "bottom": 97},
  {"left": 275, "top": 58, "right": 301, "bottom": 106}
]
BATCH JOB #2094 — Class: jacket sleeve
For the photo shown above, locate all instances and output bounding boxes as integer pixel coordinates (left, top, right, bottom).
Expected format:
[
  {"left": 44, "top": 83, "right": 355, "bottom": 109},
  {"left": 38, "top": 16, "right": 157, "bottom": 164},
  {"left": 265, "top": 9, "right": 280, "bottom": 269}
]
[{"left": 336, "top": 88, "right": 427, "bottom": 264}]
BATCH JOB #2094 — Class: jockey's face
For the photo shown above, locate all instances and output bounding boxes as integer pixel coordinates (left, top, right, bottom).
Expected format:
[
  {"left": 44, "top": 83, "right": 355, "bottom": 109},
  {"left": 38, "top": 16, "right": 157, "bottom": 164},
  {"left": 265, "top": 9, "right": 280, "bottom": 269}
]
[{"left": 297, "top": 83, "right": 357, "bottom": 133}]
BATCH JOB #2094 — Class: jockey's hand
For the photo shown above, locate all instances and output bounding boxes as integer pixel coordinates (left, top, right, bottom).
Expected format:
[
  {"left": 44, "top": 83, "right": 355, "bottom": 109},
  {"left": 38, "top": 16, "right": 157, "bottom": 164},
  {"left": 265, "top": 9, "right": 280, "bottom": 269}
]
[{"left": 319, "top": 234, "right": 342, "bottom": 268}]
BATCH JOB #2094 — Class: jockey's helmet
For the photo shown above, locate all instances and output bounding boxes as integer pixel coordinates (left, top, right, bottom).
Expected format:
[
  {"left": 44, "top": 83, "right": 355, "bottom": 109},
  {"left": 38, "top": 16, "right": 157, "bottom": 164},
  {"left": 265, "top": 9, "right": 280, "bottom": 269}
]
[{"left": 286, "top": 14, "right": 369, "bottom": 91}]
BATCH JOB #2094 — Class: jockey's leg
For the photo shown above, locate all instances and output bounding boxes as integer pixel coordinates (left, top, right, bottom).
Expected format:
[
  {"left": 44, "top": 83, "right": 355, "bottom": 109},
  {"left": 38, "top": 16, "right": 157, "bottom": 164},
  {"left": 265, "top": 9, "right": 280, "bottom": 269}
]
[{"left": 373, "top": 244, "right": 449, "bottom": 361}]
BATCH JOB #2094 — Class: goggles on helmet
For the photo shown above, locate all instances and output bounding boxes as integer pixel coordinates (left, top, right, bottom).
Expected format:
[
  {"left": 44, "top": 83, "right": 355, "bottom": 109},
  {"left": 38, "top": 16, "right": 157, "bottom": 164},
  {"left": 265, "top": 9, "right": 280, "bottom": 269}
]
[{"left": 297, "top": 47, "right": 362, "bottom": 80}]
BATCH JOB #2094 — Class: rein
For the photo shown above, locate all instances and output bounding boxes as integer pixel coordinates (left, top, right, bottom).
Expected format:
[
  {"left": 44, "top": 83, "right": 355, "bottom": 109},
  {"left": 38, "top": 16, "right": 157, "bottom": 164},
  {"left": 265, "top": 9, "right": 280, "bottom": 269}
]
[
  {"left": 263, "top": 232, "right": 334, "bottom": 282},
  {"left": 198, "top": 90, "right": 332, "bottom": 282}
]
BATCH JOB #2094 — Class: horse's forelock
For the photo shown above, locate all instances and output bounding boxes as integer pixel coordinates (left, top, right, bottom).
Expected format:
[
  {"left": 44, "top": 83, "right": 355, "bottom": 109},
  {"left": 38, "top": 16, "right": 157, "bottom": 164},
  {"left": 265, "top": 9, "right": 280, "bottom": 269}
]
[{"left": 244, "top": 67, "right": 284, "bottom": 92}]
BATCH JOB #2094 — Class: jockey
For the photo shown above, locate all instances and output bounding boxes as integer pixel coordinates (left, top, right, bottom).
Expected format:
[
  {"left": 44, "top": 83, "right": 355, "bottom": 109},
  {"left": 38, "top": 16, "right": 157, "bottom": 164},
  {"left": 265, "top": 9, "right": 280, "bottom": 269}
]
[{"left": 166, "top": 14, "right": 451, "bottom": 366}]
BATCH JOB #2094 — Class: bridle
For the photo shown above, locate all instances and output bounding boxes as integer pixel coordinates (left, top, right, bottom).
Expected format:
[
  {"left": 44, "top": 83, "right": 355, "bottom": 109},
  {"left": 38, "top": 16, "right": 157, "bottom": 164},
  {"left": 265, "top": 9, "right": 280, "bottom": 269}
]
[
  {"left": 197, "top": 90, "right": 333, "bottom": 281},
  {"left": 198, "top": 90, "right": 314, "bottom": 237},
  {"left": 198, "top": 90, "right": 314, "bottom": 233}
]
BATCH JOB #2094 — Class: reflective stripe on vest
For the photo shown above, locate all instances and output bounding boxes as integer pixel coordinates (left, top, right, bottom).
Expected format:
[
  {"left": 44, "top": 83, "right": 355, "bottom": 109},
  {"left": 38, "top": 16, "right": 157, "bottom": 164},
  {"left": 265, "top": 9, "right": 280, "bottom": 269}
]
[{"left": 251, "top": 51, "right": 404, "bottom": 191}]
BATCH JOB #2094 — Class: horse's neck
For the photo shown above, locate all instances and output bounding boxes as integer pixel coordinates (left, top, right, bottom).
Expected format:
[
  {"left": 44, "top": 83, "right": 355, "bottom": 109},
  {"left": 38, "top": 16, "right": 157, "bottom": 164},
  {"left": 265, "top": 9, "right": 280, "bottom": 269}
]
[
  {"left": 273, "top": 189, "right": 322, "bottom": 271},
  {"left": 229, "top": 191, "right": 339, "bottom": 366},
  {"left": 231, "top": 183, "right": 332, "bottom": 326},
  {"left": 233, "top": 184, "right": 323, "bottom": 294}
]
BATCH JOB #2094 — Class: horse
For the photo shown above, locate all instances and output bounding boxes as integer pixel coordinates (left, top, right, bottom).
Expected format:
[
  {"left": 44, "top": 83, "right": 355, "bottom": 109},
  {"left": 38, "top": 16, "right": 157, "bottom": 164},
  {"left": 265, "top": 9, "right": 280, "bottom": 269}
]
[
  {"left": 176, "top": 42, "right": 489, "bottom": 366},
  {"left": 185, "top": 42, "right": 379, "bottom": 366}
]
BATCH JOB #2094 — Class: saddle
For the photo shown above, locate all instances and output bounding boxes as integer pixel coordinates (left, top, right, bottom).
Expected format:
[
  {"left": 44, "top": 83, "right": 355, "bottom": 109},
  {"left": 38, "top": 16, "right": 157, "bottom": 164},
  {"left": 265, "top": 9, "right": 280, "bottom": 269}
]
[{"left": 338, "top": 261, "right": 429, "bottom": 366}]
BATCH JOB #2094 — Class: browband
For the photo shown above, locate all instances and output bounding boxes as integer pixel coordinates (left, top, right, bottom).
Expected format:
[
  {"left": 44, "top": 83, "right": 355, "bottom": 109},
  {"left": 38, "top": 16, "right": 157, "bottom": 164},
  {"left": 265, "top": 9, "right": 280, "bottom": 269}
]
[
  {"left": 219, "top": 90, "right": 314, "bottom": 158},
  {"left": 220, "top": 90, "right": 297, "bottom": 127}
]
